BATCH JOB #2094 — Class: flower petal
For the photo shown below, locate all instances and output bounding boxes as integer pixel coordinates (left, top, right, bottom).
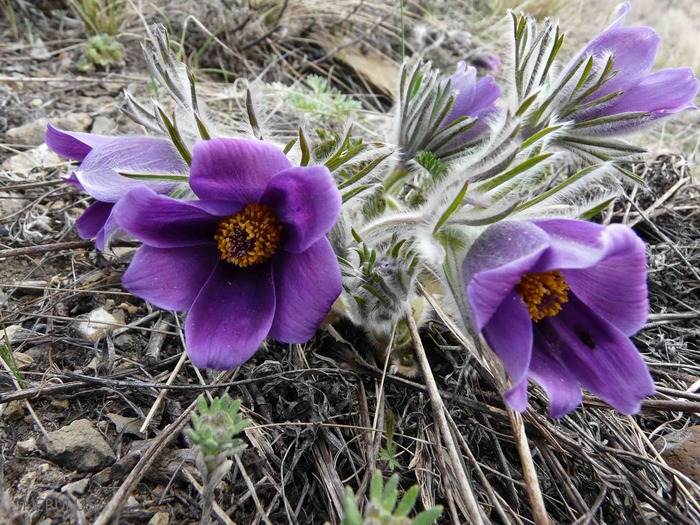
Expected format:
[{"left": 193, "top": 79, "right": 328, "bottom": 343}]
[
  {"left": 261, "top": 165, "right": 341, "bottom": 253},
  {"left": 185, "top": 262, "right": 276, "bottom": 369},
  {"left": 483, "top": 289, "right": 533, "bottom": 394},
  {"left": 94, "top": 211, "right": 121, "bottom": 251},
  {"left": 114, "top": 186, "right": 229, "bottom": 248},
  {"left": 190, "top": 138, "right": 292, "bottom": 204},
  {"left": 527, "top": 338, "right": 584, "bottom": 418},
  {"left": 268, "top": 238, "right": 342, "bottom": 343},
  {"left": 564, "top": 224, "right": 648, "bottom": 335},
  {"left": 581, "top": 26, "right": 660, "bottom": 99},
  {"left": 472, "top": 76, "right": 501, "bottom": 110},
  {"left": 122, "top": 245, "right": 220, "bottom": 311},
  {"left": 538, "top": 295, "right": 655, "bottom": 415},
  {"left": 76, "top": 137, "right": 186, "bottom": 202},
  {"left": 530, "top": 219, "right": 612, "bottom": 271},
  {"left": 463, "top": 221, "right": 550, "bottom": 332},
  {"left": 603, "top": 67, "right": 699, "bottom": 117},
  {"left": 76, "top": 201, "right": 113, "bottom": 240},
  {"left": 45, "top": 124, "right": 115, "bottom": 161},
  {"left": 532, "top": 220, "right": 649, "bottom": 335}
]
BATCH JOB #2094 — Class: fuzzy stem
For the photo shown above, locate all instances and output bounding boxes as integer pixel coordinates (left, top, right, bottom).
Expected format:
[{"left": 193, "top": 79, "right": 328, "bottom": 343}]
[
  {"left": 508, "top": 410, "right": 550, "bottom": 525},
  {"left": 405, "top": 306, "right": 484, "bottom": 525}
]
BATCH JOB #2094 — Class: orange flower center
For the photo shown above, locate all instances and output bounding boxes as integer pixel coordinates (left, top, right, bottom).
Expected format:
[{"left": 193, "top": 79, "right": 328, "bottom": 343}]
[
  {"left": 515, "top": 270, "right": 570, "bottom": 322},
  {"left": 214, "top": 204, "right": 282, "bottom": 267}
]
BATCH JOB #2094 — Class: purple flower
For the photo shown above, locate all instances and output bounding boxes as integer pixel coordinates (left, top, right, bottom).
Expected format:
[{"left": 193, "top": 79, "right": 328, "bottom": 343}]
[
  {"left": 46, "top": 124, "right": 187, "bottom": 249},
  {"left": 470, "top": 54, "right": 501, "bottom": 72},
  {"left": 462, "top": 219, "right": 655, "bottom": 417},
  {"left": 568, "top": 2, "right": 698, "bottom": 130},
  {"left": 443, "top": 62, "right": 500, "bottom": 142},
  {"left": 114, "top": 138, "right": 343, "bottom": 370}
]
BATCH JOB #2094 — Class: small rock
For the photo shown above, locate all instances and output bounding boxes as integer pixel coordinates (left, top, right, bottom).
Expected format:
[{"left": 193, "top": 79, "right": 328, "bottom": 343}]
[
  {"left": 29, "top": 37, "right": 51, "bottom": 61},
  {"left": 62, "top": 478, "right": 89, "bottom": 495},
  {"left": 107, "top": 412, "right": 145, "bottom": 437},
  {"left": 6, "top": 113, "right": 92, "bottom": 146},
  {"left": 2, "top": 400, "right": 27, "bottom": 421},
  {"left": 50, "top": 399, "right": 70, "bottom": 410},
  {"left": 93, "top": 467, "right": 112, "bottom": 485},
  {"left": 39, "top": 419, "right": 116, "bottom": 472},
  {"left": 656, "top": 425, "right": 700, "bottom": 484},
  {"left": 74, "top": 307, "right": 122, "bottom": 342},
  {"left": 0, "top": 325, "right": 38, "bottom": 345},
  {"left": 13, "top": 352, "right": 34, "bottom": 370},
  {"left": 148, "top": 511, "right": 170, "bottom": 525},
  {"left": 91, "top": 115, "right": 116, "bottom": 135},
  {"left": 17, "top": 437, "right": 37, "bottom": 455},
  {"left": 2, "top": 144, "right": 61, "bottom": 175},
  {"left": 30, "top": 98, "right": 43, "bottom": 108}
]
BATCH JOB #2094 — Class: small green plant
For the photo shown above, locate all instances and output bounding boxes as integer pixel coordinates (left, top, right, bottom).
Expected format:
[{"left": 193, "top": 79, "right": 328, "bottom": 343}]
[
  {"left": 78, "top": 34, "right": 124, "bottom": 72},
  {"left": 187, "top": 395, "right": 252, "bottom": 525},
  {"left": 69, "top": 0, "right": 127, "bottom": 36},
  {"left": 331, "top": 472, "right": 443, "bottom": 525},
  {"left": 268, "top": 75, "right": 362, "bottom": 125},
  {"left": 379, "top": 411, "right": 400, "bottom": 471}
]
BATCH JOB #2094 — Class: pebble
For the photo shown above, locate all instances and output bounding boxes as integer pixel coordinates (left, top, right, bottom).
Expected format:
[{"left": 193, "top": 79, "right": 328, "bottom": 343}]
[
  {"left": 74, "top": 307, "right": 122, "bottom": 342},
  {"left": 6, "top": 113, "right": 93, "bottom": 146},
  {"left": 148, "top": 511, "right": 170, "bottom": 525},
  {"left": 62, "top": 478, "right": 89, "bottom": 495},
  {"left": 657, "top": 426, "right": 700, "bottom": 484},
  {"left": 16, "top": 437, "right": 37, "bottom": 455},
  {"left": 1, "top": 144, "right": 61, "bottom": 175},
  {"left": 39, "top": 418, "right": 116, "bottom": 472}
]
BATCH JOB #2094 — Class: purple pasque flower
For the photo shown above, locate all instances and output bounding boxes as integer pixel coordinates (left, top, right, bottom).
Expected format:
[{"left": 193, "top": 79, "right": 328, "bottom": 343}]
[
  {"left": 46, "top": 124, "right": 187, "bottom": 249},
  {"left": 443, "top": 61, "right": 500, "bottom": 142},
  {"left": 567, "top": 2, "right": 698, "bottom": 130},
  {"left": 114, "top": 138, "right": 343, "bottom": 370},
  {"left": 462, "top": 219, "right": 655, "bottom": 417}
]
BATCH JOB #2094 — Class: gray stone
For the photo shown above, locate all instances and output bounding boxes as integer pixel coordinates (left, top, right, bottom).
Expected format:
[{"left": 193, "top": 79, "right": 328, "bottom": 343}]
[
  {"left": 6, "top": 113, "right": 92, "bottom": 146},
  {"left": 1, "top": 144, "right": 61, "bottom": 176},
  {"left": 91, "top": 115, "right": 117, "bottom": 135},
  {"left": 148, "top": 511, "right": 170, "bottom": 525},
  {"left": 74, "top": 307, "right": 122, "bottom": 342},
  {"left": 39, "top": 419, "right": 116, "bottom": 472}
]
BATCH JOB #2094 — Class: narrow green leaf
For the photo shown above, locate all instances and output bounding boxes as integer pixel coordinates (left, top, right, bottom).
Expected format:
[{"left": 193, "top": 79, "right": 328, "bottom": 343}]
[
  {"left": 246, "top": 89, "right": 263, "bottom": 140},
  {"left": 338, "top": 151, "right": 392, "bottom": 189},
  {"left": 521, "top": 124, "right": 562, "bottom": 149},
  {"left": 579, "top": 197, "right": 616, "bottom": 219},
  {"left": 156, "top": 106, "right": 192, "bottom": 165},
  {"left": 433, "top": 181, "right": 469, "bottom": 234},
  {"left": 382, "top": 474, "right": 400, "bottom": 512},
  {"left": 298, "top": 128, "right": 310, "bottom": 166},
  {"left": 118, "top": 172, "right": 189, "bottom": 182},
  {"left": 283, "top": 137, "right": 297, "bottom": 154},
  {"left": 412, "top": 506, "right": 444, "bottom": 525},
  {"left": 369, "top": 471, "right": 383, "bottom": 502},
  {"left": 394, "top": 485, "right": 418, "bottom": 517},
  {"left": 515, "top": 165, "right": 597, "bottom": 212},
  {"left": 478, "top": 152, "right": 554, "bottom": 192}
]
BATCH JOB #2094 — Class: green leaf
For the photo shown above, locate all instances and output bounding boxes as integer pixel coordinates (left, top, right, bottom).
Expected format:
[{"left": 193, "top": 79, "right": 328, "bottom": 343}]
[
  {"left": 477, "top": 152, "right": 554, "bottom": 193},
  {"left": 246, "top": 89, "right": 263, "bottom": 140},
  {"left": 369, "top": 471, "right": 383, "bottom": 502},
  {"left": 394, "top": 485, "right": 419, "bottom": 517},
  {"left": 411, "top": 506, "right": 444, "bottom": 525},
  {"left": 381, "top": 474, "right": 400, "bottom": 511},
  {"left": 118, "top": 172, "right": 189, "bottom": 182},
  {"left": 298, "top": 128, "right": 310, "bottom": 166},
  {"left": 578, "top": 197, "right": 616, "bottom": 219}
]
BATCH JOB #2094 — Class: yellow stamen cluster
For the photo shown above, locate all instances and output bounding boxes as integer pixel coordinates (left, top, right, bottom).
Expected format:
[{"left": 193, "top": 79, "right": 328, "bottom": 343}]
[
  {"left": 515, "top": 270, "right": 570, "bottom": 322},
  {"left": 214, "top": 204, "right": 282, "bottom": 267}
]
